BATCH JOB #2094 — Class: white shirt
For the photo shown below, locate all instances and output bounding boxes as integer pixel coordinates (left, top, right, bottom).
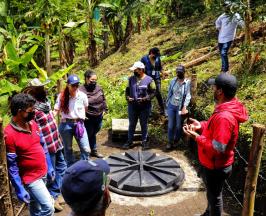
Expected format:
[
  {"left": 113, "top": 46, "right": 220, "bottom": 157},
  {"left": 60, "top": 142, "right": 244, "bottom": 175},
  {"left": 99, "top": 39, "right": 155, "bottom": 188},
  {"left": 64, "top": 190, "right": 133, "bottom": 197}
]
[
  {"left": 54, "top": 90, "right": 88, "bottom": 120},
  {"left": 215, "top": 13, "right": 244, "bottom": 43}
]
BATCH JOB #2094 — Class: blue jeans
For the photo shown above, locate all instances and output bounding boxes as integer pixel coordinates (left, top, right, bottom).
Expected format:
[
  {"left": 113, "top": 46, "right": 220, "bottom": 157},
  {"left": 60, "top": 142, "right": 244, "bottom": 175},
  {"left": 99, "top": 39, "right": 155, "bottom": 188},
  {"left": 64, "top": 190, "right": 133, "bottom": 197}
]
[
  {"left": 128, "top": 104, "right": 151, "bottom": 142},
  {"left": 25, "top": 178, "right": 54, "bottom": 216},
  {"left": 59, "top": 122, "right": 90, "bottom": 167},
  {"left": 167, "top": 103, "right": 182, "bottom": 142},
  {"left": 218, "top": 41, "right": 232, "bottom": 72},
  {"left": 84, "top": 115, "right": 103, "bottom": 151},
  {"left": 47, "top": 150, "right": 67, "bottom": 199}
]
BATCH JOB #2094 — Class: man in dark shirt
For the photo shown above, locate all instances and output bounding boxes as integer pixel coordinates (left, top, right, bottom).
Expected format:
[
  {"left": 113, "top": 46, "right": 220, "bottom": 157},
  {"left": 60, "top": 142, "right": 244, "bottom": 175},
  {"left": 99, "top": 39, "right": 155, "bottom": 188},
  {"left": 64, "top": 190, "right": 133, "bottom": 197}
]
[{"left": 141, "top": 47, "right": 165, "bottom": 115}]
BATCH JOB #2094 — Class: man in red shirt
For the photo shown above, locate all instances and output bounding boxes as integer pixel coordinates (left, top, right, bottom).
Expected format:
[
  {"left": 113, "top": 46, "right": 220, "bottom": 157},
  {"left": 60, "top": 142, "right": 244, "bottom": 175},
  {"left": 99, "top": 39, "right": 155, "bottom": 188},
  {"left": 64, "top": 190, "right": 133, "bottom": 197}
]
[
  {"left": 183, "top": 73, "right": 248, "bottom": 216},
  {"left": 4, "top": 93, "right": 54, "bottom": 216}
]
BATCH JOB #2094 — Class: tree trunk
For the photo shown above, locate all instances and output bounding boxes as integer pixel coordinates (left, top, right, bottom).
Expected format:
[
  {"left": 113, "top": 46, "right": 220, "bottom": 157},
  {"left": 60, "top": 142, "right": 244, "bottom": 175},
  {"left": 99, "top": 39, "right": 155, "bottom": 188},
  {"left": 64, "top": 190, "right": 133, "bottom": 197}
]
[
  {"left": 146, "top": 16, "right": 150, "bottom": 31},
  {"left": 244, "top": 0, "right": 252, "bottom": 70},
  {"left": 137, "top": 15, "right": 142, "bottom": 34},
  {"left": 102, "top": 10, "right": 109, "bottom": 56},
  {"left": 124, "top": 15, "right": 133, "bottom": 43},
  {"left": 59, "top": 34, "right": 67, "bottom": 69},
  {"left": 87, "top": 15, "right": 98, "bottom": 67},
  {"left": 45, "top": 33, "right": 52, "bottom": 76},
  {"left": 0, "top": 118, "right": 14, "bottom": 216},
  {"left": 64, "top": 35, "right": 75, "bottom": 65}
]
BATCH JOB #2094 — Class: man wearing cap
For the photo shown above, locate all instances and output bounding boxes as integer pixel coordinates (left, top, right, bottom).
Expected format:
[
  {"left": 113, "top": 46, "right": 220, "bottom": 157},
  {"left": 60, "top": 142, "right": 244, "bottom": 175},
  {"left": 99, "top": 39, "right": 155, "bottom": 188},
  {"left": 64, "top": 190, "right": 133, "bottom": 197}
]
[
  {"left": 216, "top": 1, "right": 244, "bottom": 72},
  {"left": 166, "top": 65, "right": 191, "bottom": 150},
  {"left": 61, "top": 159, "right": 111, "bottom": 216},
  {"left": 54, "top": 74, "right": 90, "bottom": 167},
  {"left": 123, "top": 61, "right": 156, "bottom": 149},
  {"left": 183, "top": 73, "right": 248, "bottom": 216},
  {"left": 141, "top": 47, "right": 165, "bottom": 115},
  {"left": 23, "top": 78, "right": 67, "bottom": 211}
]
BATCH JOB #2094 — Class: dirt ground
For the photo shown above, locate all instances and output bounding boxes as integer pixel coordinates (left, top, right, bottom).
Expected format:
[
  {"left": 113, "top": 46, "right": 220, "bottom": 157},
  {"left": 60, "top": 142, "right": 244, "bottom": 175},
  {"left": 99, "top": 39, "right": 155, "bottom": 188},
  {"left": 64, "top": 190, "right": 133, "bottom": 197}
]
[{"left": 20, "top": 129, "right": 239, "bottom": 216}]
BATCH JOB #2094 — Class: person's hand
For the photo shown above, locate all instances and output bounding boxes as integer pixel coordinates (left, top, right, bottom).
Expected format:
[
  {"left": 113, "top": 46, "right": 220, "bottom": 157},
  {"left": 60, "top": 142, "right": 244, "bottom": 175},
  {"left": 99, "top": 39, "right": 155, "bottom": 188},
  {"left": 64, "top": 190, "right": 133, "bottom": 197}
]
[
  {"left": 127, "top": 97, "right": 134, "bottom": 102},
  {"left": 17, "top": 188, "right": 30, "bottom": 204},
  {"left": 187, "top": 118, "right": 201, "bottom": 131},
  {"left": 181, "top": 107, "right": 188, "bottom": 115},
  {"left": 183, "top": 124, "right": 200, "bottom": 141}
]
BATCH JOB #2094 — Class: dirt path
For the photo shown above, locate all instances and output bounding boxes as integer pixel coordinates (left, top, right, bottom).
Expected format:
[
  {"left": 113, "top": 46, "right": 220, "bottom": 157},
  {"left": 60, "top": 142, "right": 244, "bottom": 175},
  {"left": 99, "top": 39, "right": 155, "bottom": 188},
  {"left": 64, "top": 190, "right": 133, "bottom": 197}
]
[{"left": 54, "top": 129, "right": 210, "bottom": 216}]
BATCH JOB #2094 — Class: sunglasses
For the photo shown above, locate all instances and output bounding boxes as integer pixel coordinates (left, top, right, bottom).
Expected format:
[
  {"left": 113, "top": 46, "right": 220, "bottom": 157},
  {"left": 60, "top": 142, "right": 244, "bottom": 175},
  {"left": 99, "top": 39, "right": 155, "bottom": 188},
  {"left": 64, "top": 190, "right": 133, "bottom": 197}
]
[{"left": 70, "top": 84, "right": 79, "bottom": 88}]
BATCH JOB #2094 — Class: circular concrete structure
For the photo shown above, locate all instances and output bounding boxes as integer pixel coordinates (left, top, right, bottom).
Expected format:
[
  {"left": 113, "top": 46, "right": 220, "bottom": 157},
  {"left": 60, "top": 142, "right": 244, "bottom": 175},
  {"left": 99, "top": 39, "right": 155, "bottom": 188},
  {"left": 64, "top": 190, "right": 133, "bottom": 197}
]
[{"left": 106, "top": 150, "right": 185, "bottom": 196}]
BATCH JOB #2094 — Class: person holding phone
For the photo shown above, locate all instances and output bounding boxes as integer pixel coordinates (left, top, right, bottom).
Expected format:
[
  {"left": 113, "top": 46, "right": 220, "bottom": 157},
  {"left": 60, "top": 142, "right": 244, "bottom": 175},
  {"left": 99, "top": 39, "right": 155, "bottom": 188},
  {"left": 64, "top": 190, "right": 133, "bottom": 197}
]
[
  {"left": 165, "top": 65, "right": 191, "bottom": 150},
  {"left": 123, "top": 61, "right": 156, "bottom": 150}
]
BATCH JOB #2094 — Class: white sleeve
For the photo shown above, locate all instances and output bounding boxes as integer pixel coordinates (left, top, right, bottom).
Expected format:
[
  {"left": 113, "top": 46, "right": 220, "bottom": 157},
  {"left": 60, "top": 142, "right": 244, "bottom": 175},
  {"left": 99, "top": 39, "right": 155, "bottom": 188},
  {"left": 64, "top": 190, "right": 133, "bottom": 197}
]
[
  {"left": 54, "top": 93, "right": 61, "bottom": 110},
  {"left": 83, "top": 94, "right": 89, "bottom": 107},
  {"left": 215, "top": 15, "right": 222, "bottom": 30}
]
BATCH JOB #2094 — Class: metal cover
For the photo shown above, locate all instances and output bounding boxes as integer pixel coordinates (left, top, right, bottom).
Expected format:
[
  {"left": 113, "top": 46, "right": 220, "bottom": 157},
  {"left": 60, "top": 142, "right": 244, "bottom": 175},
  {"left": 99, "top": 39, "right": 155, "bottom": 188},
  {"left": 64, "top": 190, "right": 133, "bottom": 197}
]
[{"left": 107, "top": 150, "right": 185, "bottom": 196}]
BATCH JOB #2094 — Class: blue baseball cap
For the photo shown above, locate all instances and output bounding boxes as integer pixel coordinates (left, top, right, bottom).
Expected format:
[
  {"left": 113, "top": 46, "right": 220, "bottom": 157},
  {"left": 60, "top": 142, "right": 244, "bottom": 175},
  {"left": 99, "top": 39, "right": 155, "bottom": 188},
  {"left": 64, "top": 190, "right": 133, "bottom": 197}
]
[
  {"left": 61, "top": 159, "right": 110, "bottom": 206},
  {"left": 176, "top": 65, "right": 185, "bottom": 73},
  {"left": 67, "top": 74, "right": 80, "bottom": 85}
]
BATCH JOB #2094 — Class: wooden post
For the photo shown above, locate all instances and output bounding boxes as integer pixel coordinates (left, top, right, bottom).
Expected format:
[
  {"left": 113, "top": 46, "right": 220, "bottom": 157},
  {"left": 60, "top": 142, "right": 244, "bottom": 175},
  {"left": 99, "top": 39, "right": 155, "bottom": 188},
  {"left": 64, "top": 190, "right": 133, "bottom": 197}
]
[
  {"left": 242, "top": 124, "right": 266, "bottom": 216},
  {"left": 0, "top": 118, "right": 14, "bottom": 216}
]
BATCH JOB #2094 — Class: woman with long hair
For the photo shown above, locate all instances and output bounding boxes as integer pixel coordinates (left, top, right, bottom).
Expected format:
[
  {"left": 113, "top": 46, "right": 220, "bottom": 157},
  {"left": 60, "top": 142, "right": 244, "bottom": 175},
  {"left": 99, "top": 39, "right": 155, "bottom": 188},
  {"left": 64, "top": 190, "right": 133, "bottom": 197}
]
[
  {"left": 54, "top": 74, "right": 90, "bottom": 166},
  {"left": 79, "top": 70, "right": 108, "bottom": 158}
]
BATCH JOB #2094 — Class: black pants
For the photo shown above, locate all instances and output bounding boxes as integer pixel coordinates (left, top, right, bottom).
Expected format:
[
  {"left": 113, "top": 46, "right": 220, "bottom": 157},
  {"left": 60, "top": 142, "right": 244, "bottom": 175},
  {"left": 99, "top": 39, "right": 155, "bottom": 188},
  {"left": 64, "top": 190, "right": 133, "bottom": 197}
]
[
  {"left": 154, "top": 79, "right": 164, "bottom": 111},
  {"left": 202, "top": 165, "right": 232, "bottom": 216}
]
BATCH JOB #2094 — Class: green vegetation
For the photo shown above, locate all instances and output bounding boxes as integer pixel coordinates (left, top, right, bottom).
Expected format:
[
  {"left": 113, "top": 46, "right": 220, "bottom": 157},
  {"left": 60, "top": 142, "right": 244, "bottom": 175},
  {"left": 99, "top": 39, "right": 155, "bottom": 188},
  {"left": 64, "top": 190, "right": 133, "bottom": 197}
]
[{"left": 0, "top": 0, "right": 266, "bottom": 213}]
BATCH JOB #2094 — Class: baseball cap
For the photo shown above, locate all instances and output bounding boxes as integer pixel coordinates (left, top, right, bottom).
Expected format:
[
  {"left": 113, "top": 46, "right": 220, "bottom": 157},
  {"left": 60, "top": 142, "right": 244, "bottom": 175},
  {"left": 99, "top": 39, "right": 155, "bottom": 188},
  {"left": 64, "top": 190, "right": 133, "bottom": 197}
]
[
  {"left": 176, "top": 65, "right": 185, "bottom": 73},
  {"left": 208, "top": 73, "right": 237, "bottom": 96},
  {"left": 61, "top": 159, "right": 110, "bottom": 207},
  {"left": 129, "top": 61, "right": 145, "bottom": 71},
  {"left": 67, "top": 74, "right": 80, "bottom": 85},
  {"left": 28, "top": 78, "right": 50, "bottom": 87},
  {"left": 223, "top": 1, "right": 231, "bottom": 7}
]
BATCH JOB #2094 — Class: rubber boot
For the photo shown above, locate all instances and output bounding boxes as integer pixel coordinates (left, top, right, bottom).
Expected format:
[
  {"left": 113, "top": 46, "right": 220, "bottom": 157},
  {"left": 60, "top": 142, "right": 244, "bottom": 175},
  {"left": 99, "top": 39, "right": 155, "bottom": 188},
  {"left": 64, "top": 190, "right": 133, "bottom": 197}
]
[{"left": 142, "top": 141, "right": 149, "bottom": 150}]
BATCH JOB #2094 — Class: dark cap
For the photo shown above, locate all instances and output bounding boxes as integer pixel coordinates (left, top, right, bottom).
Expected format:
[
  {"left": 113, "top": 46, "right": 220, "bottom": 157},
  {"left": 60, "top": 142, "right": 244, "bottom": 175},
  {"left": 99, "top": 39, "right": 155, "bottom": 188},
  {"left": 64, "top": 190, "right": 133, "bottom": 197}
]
[
  {"left": 149, "top": 47, "right": 160, "bottom": 56},
  {"left": 61, "top": 159, "right": 110, "bottom": 207},
  {"left": 67, "top": 74, "right": 80, "bottom": 85},
  {"left": 176, "top": 65, "right": 185, "bottom": 73},
  {"left": 208, "top": 73, "right": 237, "bottom": 97}
]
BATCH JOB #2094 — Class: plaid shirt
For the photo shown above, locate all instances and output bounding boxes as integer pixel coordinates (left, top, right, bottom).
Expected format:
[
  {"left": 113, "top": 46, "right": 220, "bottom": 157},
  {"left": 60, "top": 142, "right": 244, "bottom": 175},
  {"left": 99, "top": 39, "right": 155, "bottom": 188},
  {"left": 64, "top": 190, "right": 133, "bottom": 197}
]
[{"left": 35, "top": 110, "right": 63, "bottom": 153}]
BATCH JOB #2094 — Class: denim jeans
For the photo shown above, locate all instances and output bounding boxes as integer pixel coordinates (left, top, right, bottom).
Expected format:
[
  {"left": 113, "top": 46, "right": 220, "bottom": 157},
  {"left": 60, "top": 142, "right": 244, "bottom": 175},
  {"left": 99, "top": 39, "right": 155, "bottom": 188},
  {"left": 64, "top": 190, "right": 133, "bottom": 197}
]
[
  {"left": 25, "top": 178, "right": 54, "bottom": 216},
  {"left": 167, "top": 103, "right": 182, "bottom": 142},
  {"left": 59, "top": 122, "right": 90, "bottom": 167},
  {"left": 218, "top": 41, "right": 232, "bottom": 72},
  {"left": 128, "top": 104, "right": 151, "bottom": 142},
  {"left": 154, "top": 79, "right": 164, "bottom": 111},
  {"left": 84, "top": 115, "right": 103, "bottom": 151},
  {"left": 202, "top": 165, "right": 232, "bottom": 216},
  {"left": 47, "top": 149, "right": 67, "bottom": 199}
]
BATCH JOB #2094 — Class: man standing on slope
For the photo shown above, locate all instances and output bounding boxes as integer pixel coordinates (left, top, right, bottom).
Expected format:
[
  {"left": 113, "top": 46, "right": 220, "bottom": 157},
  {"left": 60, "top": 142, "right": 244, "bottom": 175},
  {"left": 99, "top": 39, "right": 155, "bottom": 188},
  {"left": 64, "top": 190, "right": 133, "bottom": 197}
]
[
  {"left": 216, "top": 1, "right": 244, "bottom": 73},
  {"left": 141, "top": 47, "right": 165, "bottom": 115},
  {"left": 183, "top": 73, "right": 248, "bottom": 216}
]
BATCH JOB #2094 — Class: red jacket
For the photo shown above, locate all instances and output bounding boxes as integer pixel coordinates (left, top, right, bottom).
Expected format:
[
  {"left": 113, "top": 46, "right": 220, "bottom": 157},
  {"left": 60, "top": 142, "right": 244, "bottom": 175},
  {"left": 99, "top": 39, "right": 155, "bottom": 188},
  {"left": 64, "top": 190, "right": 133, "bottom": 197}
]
[{"left": 196, "top": 98, "right": 248, "bottom": 169}]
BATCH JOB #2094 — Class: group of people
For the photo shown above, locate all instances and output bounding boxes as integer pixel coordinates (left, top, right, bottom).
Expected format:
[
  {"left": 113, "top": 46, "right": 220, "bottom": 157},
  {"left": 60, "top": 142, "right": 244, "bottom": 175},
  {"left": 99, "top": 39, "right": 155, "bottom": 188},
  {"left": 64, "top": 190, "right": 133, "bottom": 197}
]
[
  {"left": 3, "top": 2, "right": 248, "bottom": 215},
  {"left": 4, "top": 70, "right": 108, "bottom": 214}
]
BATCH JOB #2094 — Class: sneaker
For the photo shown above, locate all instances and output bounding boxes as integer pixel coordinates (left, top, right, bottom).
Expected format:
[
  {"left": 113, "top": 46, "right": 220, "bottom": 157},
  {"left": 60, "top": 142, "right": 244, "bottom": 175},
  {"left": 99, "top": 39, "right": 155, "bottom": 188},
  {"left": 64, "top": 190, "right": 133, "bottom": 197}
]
[
  {"left": 166, "top": 141, "right": 173, "bottom": 151},
  {"left": 91, "top": 150, "right": 104, "bottom": 158},
  {"left": 54, "top": 199, "right": 63, "bottom": 212},
  {"left": 57, "top": 194, "right": 65, "bottom": 205},
  {"left": 122, "top": 141, "right": 133, "bottom": 149}
]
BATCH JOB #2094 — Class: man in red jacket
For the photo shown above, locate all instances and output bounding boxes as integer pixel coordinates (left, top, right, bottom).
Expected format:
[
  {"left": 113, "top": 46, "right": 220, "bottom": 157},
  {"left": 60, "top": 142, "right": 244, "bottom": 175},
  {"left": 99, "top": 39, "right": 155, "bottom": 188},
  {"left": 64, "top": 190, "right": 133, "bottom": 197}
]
[{"left": 183, "top": 73, "right": 248, "bottom": 216}]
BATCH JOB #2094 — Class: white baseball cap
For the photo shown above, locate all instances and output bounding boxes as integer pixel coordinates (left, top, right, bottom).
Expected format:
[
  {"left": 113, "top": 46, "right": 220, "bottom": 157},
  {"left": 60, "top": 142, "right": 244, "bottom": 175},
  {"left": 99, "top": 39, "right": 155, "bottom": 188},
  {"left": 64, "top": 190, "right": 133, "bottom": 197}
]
[{"left": 129, "top": 61, "right": 145, "bottom": 71}]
